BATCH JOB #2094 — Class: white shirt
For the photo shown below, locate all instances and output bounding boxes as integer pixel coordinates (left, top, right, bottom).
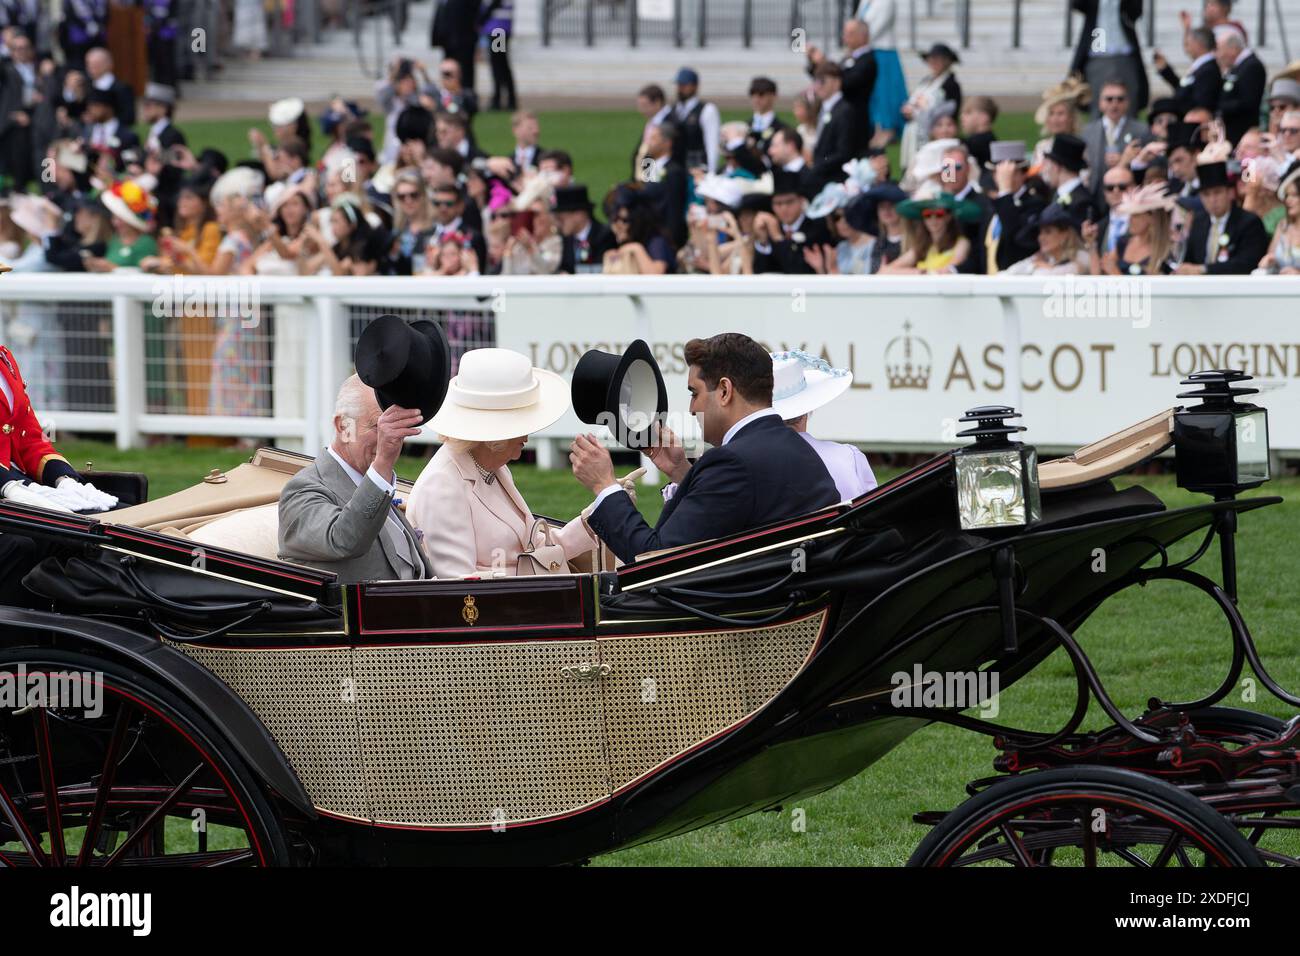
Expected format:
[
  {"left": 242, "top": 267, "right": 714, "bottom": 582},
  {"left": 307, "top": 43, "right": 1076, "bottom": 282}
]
[
  {"left": 674, "top": 96, "right": 722, "bottom": 173},
  {"left": 1056, "top": 175, "right": 1083, "bottom": 200},
  {"left": 92, "top": 72, "right": 116, "bottom": 92},
  {"left": 1095, "top": 0, "right": 1133, "bottom": 56},
  {"left": 594, "top": 408, "right": 780, "bottom": 509},
  {"left": 751, "top": 111, "right": 776, "bottom": 132},
  {"left": 854, "top": 0, "right": 896, "bottom": 48},
  {"left": 818, "top": 91, "right": 844, "bottom": 134},
  {"left": 0, "top": 371, "right": 13, "bottom": 410},
  {"left": 146, "top": 118, "right": 171, "bottom": 153},
  {"left": 1184, "top": 51, "right": 1216, "bottom": 85},
  {"left": 326, "top": 446, "right": 396, "bottom": 498},
  {"left": 1206, "top": 212, "right": 1230, "bottom": 260}
]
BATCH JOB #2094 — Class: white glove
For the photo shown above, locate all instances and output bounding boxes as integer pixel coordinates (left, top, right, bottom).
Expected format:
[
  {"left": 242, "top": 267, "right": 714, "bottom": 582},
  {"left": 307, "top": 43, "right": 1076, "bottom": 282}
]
[
  {"left": 1, "top": 480, "right": 77, "bottom": 514},
  {"left": 56, "top": 476, "right": 118, "bottom": 512}
]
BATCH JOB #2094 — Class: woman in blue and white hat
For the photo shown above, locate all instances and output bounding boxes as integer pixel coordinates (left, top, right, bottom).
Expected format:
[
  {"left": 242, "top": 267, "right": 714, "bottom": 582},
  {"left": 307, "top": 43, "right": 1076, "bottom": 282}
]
[{"left": 770, "top": 350, "right": 877, "bottom": 502}]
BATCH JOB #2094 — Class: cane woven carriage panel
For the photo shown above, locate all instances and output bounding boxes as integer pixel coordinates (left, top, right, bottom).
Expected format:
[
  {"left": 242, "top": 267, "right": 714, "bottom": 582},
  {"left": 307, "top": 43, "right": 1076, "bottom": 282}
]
[
  {"left": 354, "top": 641, "right": 610, "bottom": 827},
  {"left": 599, "top": 611, "right": 825, "bottom": 790},
  {"left": 172, "top": 644, "right": 368, "bottom": 820}
]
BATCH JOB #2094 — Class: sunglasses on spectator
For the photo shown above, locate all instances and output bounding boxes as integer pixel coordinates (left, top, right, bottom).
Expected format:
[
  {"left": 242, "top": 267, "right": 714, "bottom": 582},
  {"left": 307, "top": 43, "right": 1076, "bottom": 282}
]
[
  {"left": 614, "top": 214, "right": 631, "bottom": 224},
  {"left": 1282, "top": 127, "right": 1300, "bottom": 135},
  {"left": 396, "top": 191, "right": 422, "bottom": 201},
  {"left": 430, "top": 199, "right": 457, "bottom": 207},
  {"left": 440, "top": 70, "right": 456, "bottom": 79},
  {"left": 921, "top": 208, "right": 950, "bottom": 219},
  {"left": 1103, "top": 182, "right": 1130, "bottom": 191},
  {"left": 1102, "top": 95, "right": 1127, "bottom": 102}
]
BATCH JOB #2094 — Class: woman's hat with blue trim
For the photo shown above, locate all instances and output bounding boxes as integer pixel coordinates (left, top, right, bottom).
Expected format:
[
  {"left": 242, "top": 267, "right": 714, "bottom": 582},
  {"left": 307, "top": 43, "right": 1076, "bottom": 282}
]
[{"left": 770, "top": 350, "right": 853, "bottom": 421}]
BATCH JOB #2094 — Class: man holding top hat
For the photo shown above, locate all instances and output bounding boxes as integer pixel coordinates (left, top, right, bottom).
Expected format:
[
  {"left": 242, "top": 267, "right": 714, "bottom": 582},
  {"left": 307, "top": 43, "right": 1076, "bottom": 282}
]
[
  {"left": 277, "top": 315, "right": 445, "bottom": 582},
  {"left": 1175, "top": 158, "right": 1268, "bottom": 273},
  {"left": 985, "top": 140, "right": 1047, "bottom": 273},
  {"left": 569, "top": 332, "right": 839, "bottom": 566}
]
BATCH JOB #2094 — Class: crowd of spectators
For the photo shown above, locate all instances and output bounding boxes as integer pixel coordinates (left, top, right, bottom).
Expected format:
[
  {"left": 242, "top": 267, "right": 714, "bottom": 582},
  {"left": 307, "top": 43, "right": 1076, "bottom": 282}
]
[{"left": 2, "top": 0, "right": 1299, "bottom": 280}]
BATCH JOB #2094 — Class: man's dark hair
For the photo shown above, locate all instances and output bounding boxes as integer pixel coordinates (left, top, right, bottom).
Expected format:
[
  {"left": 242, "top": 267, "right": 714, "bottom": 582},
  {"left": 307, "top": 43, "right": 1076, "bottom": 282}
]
[
  {"left": 638, "top": 84, "right": 666, "bottom": 105},
  {"left": 773, "top": 126, "right": 803, "bottom": 152},
  {"left": 343, "top": 118, "right": 372, "bottom": 142},
  {"left": 749, "top": 76, "right": 777, "bottom": 97},
  {"left": 279, "top": 138, "right": 309, "bottom": 166},
  {"left": 538, "top": 148, "right": 573, "bottom": 171},
  {"left": 427, "top": 147, "right": 465, "bottom": 175},
  {"left": 436, "top": 110, "right": 469, "bottom": 133},
  {"left": 346, "top": 136, "right": 376, "bottom": 162},
  {"left": 812, "top": 62, "right": 843, "bottom": 82},
  {"left": 432, "top": 181, "right": 464, "bottom": 202},
  {"left": 684, "top": 333, "right": 774, "bottom": 406},
  {"left": 1189, "top": 25, "right": 1215, "bottom": 51}
]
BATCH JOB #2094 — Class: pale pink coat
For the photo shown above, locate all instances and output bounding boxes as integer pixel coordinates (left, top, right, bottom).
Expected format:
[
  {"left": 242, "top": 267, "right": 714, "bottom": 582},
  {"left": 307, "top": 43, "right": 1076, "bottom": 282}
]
[{"left": 408, "top": 443, "right": 595, "bottom": 578}]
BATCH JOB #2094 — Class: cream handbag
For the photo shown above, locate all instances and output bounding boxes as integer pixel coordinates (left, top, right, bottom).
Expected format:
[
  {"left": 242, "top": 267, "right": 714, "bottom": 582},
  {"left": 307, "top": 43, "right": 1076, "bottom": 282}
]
[{"left": 516, "top": 518, "right": 570, "bottom": 575}]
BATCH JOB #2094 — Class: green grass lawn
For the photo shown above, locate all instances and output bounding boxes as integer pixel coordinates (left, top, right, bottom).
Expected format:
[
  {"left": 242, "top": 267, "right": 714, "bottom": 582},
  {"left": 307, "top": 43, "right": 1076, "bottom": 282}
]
[
  {"left": 55, "top": 439, "right": 1300, "bottom": 865},
  {"left": 165, "top": 108, "right": 1046, "bottom": 210}
]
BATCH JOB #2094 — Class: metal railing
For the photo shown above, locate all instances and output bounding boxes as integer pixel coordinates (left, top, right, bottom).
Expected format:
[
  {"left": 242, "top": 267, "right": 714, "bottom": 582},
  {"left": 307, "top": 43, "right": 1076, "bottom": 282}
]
[{"left": 541, "top": 0, "right": 850, "bottom": 48}]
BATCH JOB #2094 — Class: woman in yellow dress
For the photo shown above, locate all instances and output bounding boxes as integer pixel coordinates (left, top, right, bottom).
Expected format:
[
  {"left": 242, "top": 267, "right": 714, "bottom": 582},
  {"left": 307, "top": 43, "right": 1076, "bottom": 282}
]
[{"left": 880, "top": 185, "right": 982, "bottom": 275}]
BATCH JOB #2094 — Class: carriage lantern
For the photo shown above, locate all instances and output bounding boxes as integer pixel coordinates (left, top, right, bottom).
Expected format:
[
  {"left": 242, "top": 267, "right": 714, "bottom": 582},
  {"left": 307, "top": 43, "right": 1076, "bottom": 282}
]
[
  {"left": 1173, "top": 370, "right": 1270, "bottom": 498},
  {"left": 952, "top": 406, "right": 1042, "bottom": 532}
]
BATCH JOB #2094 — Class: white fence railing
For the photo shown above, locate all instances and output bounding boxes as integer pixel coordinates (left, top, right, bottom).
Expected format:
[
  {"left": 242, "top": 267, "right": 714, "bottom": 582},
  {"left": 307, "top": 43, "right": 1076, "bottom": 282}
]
[{"left": 2, "top": 274, "right": 1298, "bottom": 465}]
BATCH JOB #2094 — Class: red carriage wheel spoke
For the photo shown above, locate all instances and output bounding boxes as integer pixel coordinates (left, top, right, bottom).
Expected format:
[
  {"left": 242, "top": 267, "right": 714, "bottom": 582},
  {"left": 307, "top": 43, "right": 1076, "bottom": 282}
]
[
  {"left": 33, "top": 707, "right": 66, "bottom": 866},
  {"left": 77, "top": 702, "right": 134, "bottom": 867},
  {"left": 0, "top": 775, "right": 47, "bottom": 866},
  {"left": 104, "top": 763, "right": 204, "bottom": 866}
]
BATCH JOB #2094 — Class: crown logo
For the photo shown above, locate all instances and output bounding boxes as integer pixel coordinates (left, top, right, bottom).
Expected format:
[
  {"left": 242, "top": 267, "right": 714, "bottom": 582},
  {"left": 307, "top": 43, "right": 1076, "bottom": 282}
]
[
  {"left": 461, "top": 594, "right": 479, "bottom": 626},
  {"left": 884, "top": 321, "right": 932, "bottom": 390}
]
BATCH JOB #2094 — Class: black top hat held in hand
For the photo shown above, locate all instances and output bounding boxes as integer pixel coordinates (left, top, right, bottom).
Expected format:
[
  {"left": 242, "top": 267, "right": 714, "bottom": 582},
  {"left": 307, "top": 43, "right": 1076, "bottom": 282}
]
[
  {"left": 354, "top": 314, "right": 452, "bottom": 424},
  {"left": 571, "top": 339, "right": 668, "bottom": 450}
]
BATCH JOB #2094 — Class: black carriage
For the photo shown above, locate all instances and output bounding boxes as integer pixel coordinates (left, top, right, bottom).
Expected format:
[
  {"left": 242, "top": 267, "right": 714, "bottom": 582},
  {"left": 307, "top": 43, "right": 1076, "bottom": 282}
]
[{"left": 0, "top": 370, "right": 1295, "bottom": 867}]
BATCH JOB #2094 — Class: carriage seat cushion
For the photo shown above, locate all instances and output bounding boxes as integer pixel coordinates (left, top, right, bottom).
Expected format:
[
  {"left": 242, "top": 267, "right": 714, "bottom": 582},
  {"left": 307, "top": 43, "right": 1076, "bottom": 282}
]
[{"left": 188, "top": 503, "right": 282, "bottom": 561}]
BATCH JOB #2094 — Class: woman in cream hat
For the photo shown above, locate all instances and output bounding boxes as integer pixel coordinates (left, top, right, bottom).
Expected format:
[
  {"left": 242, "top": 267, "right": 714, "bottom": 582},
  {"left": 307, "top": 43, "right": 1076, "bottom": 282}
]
[
  {"left": 1031, "top": 77, "right": 1090, "bottom": 171},
  {"left": 1087, "top": 183, "right": 1177, "bottom": 276},
  {"left": 408, "top": 348, "right": 598, "bottom": 578}
]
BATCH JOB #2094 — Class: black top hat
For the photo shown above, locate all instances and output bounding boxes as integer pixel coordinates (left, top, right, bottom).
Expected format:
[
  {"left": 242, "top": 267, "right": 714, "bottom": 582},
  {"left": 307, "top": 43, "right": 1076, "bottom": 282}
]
[
  {"left": 354, "top": 314, "right": 452, "bottom": 425},
  {"left": 571, "top": 339, "right": 667, "bottom": 450},
  {"left": 553, "top": 184, "right": 594, "bottom": 213},
  {"left": 1196, "top": 160, "right": 1232, "bottom": 191},
  {"left": 1015, "top": 201, "right": 1078, "bottom": 248},
  {"left": 739, "top": 192, "right": 772, "bottom": 213},
  {"left": 772, "top": 168, "right": 808, "bottom": 198},
  {"left": 920, "top": 43, "right": 960, "bottom": 64},
  {"left": 844, "top": 181, "right": 908, "bottom": 235},
  {"left": 86, "top": 88, "right": 116, "bottom": 109},
  {"left": 1043, "top": 133, "right": 1087, "bottom": 172},
  {"left": 1148, "top": 97, "right": 1180, "bottom": 121},
  {"left": 1165, "top": 121, "right": 1201, "bottom": 152}
]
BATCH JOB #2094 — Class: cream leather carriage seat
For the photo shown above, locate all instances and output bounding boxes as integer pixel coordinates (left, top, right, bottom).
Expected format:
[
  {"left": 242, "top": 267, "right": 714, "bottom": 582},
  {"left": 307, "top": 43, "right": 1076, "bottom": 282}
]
[{"left": 188, "top": 504, "right": 283, "bottom": 560}]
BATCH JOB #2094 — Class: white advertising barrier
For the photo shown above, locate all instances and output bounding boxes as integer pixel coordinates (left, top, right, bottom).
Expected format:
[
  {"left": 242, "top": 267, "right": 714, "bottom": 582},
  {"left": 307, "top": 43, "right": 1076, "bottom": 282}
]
[
  {"left": 0, "top": 274, "right": 1297, "bottom": 458},
  {"left": 490, "top": 275, "right": 1300, "bottom": 456}
]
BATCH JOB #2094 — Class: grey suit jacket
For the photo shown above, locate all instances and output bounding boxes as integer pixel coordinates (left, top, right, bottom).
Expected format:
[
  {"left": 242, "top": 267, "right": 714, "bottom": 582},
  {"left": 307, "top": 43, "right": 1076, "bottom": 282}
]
[
  {"left": 1083, "top": 116, "right": 1152, "bottom": 192},
  {"left": 278, "top": 453, "right": 433, "bottom": 582}
]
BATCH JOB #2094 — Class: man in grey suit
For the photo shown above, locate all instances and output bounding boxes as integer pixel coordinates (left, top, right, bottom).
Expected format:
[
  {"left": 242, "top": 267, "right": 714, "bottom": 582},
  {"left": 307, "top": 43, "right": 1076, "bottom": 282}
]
[
  {"left": 1082, "top": 79, "right": 1152, "bottom": 193},
  {"left": 279, "top": 375, "right": 433, "bottom": 582}
]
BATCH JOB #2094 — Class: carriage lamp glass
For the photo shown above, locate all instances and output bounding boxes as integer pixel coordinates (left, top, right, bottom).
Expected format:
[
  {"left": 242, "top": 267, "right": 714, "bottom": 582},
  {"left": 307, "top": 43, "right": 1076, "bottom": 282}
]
[
  {"left": 1173, "top": 370, "right": 1271, "bottom": 497},
  {"left": 952, "top": 407, "right": 1041, "bottom": 532}
]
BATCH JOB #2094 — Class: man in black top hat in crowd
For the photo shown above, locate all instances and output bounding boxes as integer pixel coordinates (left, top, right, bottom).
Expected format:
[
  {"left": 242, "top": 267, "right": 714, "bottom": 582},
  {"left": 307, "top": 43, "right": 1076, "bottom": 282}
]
[
  {"left": 569, "top": 332, "right": 838, "bottom": 565},
  {"left": 140, "top": 82, "right": 185, "bottom": 153},
  {"left": 1214, "top": 25, "right": 1266, "bottom": 146},
  {"left": 806, "top": 18, "right": 877, "bottom": 134},
  {"left": 279, "top": 316, "right": 444, "bottom": 582},
  {"left": 985, "top": 140, "right": 1048, "bottom": 273},
  {"left": 1175, "top": 159, "right": 1267, "bottom": 274},
  {"left": 752, "top": 170, "right": 833, "bottom": 274},
  {"left": 1155, "top": 25, "right": 1222, "bottom": 117},
  {"left": 670, "top": 67, "right": 720, "bottom": 174},
  {"left": 1039, "top": 133, "right": 1097, "bottom": 226},
  {"left": 555, "top": 184, "right": 616, "bottom": 274},
  {"left": 809, "top": 63, "right": 864, "bottom": 188},
  {"left": 81, "top": 86, "right": 140, "bottom": 171}
]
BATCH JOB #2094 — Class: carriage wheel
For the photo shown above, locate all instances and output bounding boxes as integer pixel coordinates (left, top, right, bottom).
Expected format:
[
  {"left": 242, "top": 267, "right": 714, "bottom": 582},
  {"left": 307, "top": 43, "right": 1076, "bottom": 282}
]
[
  {"left": 908, "top": 766, "right": 1263, "bottom": 867},
  {"left": 0, "top": 649, "right": 292, "bottom": 867},
  {"left": 1179, "top": 707, "right": 1300, "bottom": 867}
]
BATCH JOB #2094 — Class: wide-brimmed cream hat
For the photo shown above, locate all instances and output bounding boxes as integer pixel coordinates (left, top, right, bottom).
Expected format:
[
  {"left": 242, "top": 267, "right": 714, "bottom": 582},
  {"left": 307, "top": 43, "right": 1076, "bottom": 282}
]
[
  {"left": 770, "top": 350, "right": 853, "bottom": 421},
  {"left": 1116, "top": 183, "right": 1177, "bottom": 216},
  {"left": 1034, "top": 75, "right": 1091, "bottom": 126},
  {"left": 430, "top": 348, "right": 571, "bottom": 442}
]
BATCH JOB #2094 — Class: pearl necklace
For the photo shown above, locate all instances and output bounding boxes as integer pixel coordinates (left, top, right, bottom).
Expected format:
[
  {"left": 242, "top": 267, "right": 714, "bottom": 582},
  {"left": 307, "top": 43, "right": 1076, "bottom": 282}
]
[{"left": 470, "top": 453, "right": 497, "bottom": 485}]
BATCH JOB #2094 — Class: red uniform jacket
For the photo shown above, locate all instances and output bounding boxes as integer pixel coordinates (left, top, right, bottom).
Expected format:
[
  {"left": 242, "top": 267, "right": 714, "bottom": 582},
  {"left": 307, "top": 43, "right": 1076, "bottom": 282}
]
[{"left": 0, "top": 345, "right": 78, "bottom": 485}]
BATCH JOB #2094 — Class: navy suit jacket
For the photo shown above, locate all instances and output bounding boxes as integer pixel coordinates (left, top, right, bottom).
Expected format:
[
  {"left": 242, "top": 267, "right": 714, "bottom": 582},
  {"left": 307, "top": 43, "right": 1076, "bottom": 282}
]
[{"left": 588, "top": 413, "right": 840, "bottom": 564}]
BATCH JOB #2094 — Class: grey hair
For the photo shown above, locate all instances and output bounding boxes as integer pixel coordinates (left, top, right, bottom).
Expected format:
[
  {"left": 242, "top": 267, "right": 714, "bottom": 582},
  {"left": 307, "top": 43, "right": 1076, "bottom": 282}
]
[{"left": 335, "top": 374, "right": 372, "bottom": 423}]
